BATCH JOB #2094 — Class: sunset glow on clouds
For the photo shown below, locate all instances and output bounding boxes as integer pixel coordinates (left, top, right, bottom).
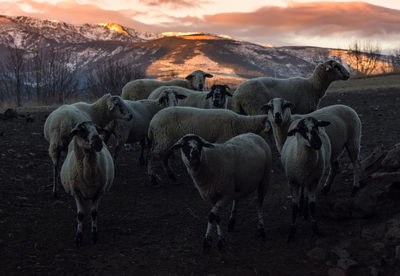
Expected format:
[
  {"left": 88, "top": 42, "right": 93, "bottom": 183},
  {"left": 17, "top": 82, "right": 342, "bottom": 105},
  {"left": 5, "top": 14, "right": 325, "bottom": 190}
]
[{"left": 1, "top": 0, "right": 400, "bottom": 51}]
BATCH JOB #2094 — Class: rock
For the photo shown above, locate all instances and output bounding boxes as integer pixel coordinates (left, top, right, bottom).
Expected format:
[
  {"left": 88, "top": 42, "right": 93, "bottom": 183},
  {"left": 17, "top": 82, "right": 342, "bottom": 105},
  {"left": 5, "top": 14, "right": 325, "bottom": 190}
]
[
  {"left": 385, "top": 226, "right": 400, "bottom": 242},
  {"left": 307, "top": 247, "right": 327, "bottom": 261},
  {"left": 395, "top": 245, "right": 400, "bottom": 261},
  {"left": 331, "top": 248, "right": 350, "bottom": 259},
  {"left": 337, "top": 258, "right": 358, "bottom": 271},
  {"left": 328, "top": 267, "right": 346, "bottom": 276},
  {"left": 351, "top": 188, "right": 378, "bottom": 218}
]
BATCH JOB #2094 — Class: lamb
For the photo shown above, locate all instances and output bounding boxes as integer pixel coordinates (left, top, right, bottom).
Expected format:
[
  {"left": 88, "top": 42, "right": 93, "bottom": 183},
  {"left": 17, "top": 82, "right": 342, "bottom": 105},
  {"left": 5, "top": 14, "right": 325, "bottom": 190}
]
[
  {"left": 233, "top": 60, "right": 350, "bottom": 115},
  {"left": 43, "top": 93, "right": 132, "bottom": 198},
  {"left": 103, "top": 89, "right": 187, "bottom": 164},
  {"left": 147, "top": 106, "right": 270, "bottom": 185},
  {"left": 280, "top": 117, "right": 331, "bottom": 241},
  {"left": 148, "top": 84, "right": 232, "bottom": 109},
  {"left": 171, "top": 133, "right": 272, "bottom": 251},
  {"left": 121, "top": 70, "right": 213, "bottom": 100},
  {"left": 60, "top": 121, "right": 114, "bottom": 247},
  {"left": 262, "top": 98, "right": 362, "bottom": 196}
]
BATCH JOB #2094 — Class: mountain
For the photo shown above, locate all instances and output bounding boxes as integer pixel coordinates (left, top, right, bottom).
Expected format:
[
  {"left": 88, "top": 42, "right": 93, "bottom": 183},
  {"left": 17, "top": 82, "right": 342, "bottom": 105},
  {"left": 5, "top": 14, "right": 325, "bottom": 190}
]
[{"left": 0, "top": 15, "right": 393, "bottom": 88}]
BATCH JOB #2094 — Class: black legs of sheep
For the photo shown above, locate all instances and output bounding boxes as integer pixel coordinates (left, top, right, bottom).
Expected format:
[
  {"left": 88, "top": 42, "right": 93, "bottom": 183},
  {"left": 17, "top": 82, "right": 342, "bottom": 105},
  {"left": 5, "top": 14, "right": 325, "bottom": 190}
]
[
  {"left": 74, "top": 194, "right": 100, "bottom": 247},
  {"left": 50, "top": 146, "right": 62, "bottom": 198},
  {"left": 287, "top": 186, "right": 322, "bottom": 242},
  {"left": 203, "top": 204, "right": 225, "bottom": 252}
]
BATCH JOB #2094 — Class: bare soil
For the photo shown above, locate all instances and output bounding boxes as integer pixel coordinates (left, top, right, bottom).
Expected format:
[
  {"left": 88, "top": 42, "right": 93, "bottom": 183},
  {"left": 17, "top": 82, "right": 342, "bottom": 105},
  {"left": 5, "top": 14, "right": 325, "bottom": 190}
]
[{"left": 1, "top": 87, "right": 400, "bottom": 276}]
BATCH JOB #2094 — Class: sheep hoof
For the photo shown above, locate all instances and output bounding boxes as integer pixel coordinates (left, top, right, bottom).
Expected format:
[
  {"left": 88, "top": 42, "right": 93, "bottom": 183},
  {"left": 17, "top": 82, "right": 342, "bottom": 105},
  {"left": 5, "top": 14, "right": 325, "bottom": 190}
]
[
  {"left": 321, "top": 185, "right": 331, "bottom": 195},
  {"left": 92, "top": 230, "right": 98, "bottom": 244},
  {"left": 287, "top": 226, "right": 296, "bottom": 242},
  {"left": 257, "top": 228, "right": 266, "bottom": 241},
  {"left": 75, "top": 232, "right": 83, "bottom": 247},
  {"left": 227, "top": 218, "right": 235, "bottom": 232},
  {"left": 351, "top": 182, "right": 366, "bottom": 197},
  {"left": 202, "top": 236, "right": 212, "bottom": 253},
  {"left": 217, "top": 237, "right": 225, "bottom": 252},
  {"left": 312, "top": 223, "right": 323, "bottom": 237}
]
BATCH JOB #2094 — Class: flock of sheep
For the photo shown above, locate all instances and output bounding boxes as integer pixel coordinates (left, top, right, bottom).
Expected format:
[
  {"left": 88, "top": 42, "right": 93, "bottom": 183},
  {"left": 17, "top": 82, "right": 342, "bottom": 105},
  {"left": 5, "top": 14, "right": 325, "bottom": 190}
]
[{"left": 43, "top": 60, "right": 363, "bottom": 250}]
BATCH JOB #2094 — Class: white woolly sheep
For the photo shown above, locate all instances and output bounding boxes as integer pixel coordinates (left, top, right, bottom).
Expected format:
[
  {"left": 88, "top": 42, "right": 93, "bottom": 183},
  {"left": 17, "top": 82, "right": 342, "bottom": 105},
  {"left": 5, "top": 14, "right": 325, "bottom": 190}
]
[
  {"left": 60, "top": 121, "right": 114, "bottom": 247},
  {"left": 121, "top": 70, "right": 213, "bottom": 100},
  {"left": 44, "top": 93, "right": 132, "bottom": 198},
  {"left": 171, "top": 133, "right": 272, "bottom": 251},
  {"left": 262, "top": 98, "right": 362, "bottom": 196},
  {"left": 148, "top": 84, "right": 232, "bottom": 109},
  {"left": 280, "top": 117, "right": 331, "bottom": 241},
  {"left": 233, "top": 60, "right": 350, "bottom": 115},
  {"left": 103, "top": 89, "right": 187, "bottom": 164},
  {"left": 147, "top": 106, "right": 270, "bottom": 185}
]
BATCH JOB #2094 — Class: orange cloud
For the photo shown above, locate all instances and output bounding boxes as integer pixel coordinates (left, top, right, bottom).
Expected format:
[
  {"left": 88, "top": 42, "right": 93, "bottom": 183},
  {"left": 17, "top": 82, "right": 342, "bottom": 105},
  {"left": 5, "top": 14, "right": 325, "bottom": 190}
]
[
  {"left": 138, "top": 0, "right": 209, "bottom": 8},
  {"left": 0, "top": 0, "right": 155, "bottom": 31}
]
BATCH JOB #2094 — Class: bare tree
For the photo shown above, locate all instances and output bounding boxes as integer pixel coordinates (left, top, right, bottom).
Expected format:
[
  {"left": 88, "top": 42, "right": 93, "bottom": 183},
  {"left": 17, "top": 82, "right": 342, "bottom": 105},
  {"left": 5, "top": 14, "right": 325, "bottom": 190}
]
[
  {"left": 389, "top": 48, "right": 400, "bottom": 73},
  {"left": 86, "top": 59, "right": 145, "bottom": 98},
  {"left": 347, "top": 41, "right": 381, "bottom": 76},
  {"left": 0, "top": 46, "right": 27, "bottom": 106}
]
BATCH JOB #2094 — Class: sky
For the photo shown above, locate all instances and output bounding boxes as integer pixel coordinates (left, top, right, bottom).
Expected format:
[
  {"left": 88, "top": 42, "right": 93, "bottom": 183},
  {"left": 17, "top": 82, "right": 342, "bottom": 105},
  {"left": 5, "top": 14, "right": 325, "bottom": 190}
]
[{"left": 1, "top": 0, "right": 400, "bottom": 51}]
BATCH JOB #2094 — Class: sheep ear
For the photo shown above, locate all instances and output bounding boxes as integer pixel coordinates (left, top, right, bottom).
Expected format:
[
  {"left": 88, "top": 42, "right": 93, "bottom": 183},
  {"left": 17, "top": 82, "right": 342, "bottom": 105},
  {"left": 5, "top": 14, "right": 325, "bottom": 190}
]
[
  {"left": 261, "top": 103, "right": 273, "bottom": 114},
  {"left": 206, "top": 91, "right": 213, "bottom": 99},
  {"left": 287, "top": 128, "right": 297, "bottom": 136},
  {"left": 210, "top": 84, "right": 216, "bottom": 91},
  {"left": 171, "top": 138, "right": 184, "bottom": 151},
  {"left": 176, "top": 94, "right": 187, "bottom": 100},
  {"left": 107, "top": 96, "right": 118, "bottom": 111},
  {"left": 201, "top": 141, "right": 214, "bottom": 148},
  {"left": 158, "top": 95, "right": 166, "bottom": 105},
  {"left": 185, "top": 74, "right": 193, "bottom": 80},
  {"left": 283, "top": 101, "right": 295, "bottom": 112},
  {"left": 318, "top": 120, "right": 331, "bottom": 127},
  {"left": 70, "top": 127, "right": 80, "bottom": 139},
  {"left": 226, "top": 92, "right": 233, "bottom": 97},
  {"left": 224, "top": 84, "right": 230, "bottom": 91},
  {"left": 205, "top": 73, "right": 213, "bottom": 78}
]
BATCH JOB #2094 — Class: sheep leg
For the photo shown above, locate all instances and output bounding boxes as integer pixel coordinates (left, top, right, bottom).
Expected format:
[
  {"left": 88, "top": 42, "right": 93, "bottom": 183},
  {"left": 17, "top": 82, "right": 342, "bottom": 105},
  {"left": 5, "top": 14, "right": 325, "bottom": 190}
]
[
  {"left": 163, "top": 152, "right": 176, "bottom": 182},
  {"left": 138, "top": 139, "right": 146, "bottom": 166},
  {"left": 90, "top": 199, "right": 100, "bottom": 244},
  {"left": 287, "top": 186, "right": 300, "bottom": 242},
  {"left": 350, "top": 158, "right": 363, "bottom": 197},
  {"left": 256, "top": 182, "right": 267, "bottom": 240},
  {"left": 51, "top": 147, "right": 61, "bottom": 198},
  {"left": 74, "top": 194, "right": 85, "bottom": 247},
  {"left": 147, "top": 151, "right": 159, "bottom": 186},
  {"left": 203, "top": 204, "right": 224, "bottom": 252},
  {"left": 227, "top": 200, "right": 237, "bottom": 232},
  {"left": 308, "top": 192, "right": 323, "bottom": 237},
  {"left": 321, "top": 160, "right": 339, "bottom": 195}
]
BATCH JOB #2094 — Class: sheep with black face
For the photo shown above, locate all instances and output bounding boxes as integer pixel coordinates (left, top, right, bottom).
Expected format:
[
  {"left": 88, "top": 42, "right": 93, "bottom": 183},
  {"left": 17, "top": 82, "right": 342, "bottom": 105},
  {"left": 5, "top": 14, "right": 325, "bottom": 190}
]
[
  {"left": 263, "top": 98, "right": 362, "bottom": 196},
  {"left": 280, "top": 117, "right": 331, "bottom": 241},
  {"left": 148, "top": 84, "right": 232, "bottom": 109},
  {"left": 60, "top": 121, "right": 115, "bottom": 247},
  {"left": 171, "top": 133, "right": 272, "bottom": 251}
]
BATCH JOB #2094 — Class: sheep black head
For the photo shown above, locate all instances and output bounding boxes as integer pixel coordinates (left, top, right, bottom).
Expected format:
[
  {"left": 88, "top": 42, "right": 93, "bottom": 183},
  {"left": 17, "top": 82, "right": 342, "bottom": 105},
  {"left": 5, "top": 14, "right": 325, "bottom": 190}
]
[
  {"left": 287, "top": 117, "right": 330, "bottom": 150},
  {"left": 70, "top": 121, "right": 103, "bottom": 152},
  {"left": 206, "top": 84, "right": 232, "bottom": 108},
  {"left": 323, "top": 60, "right": 350, "bottom": 81},
  {"left": 171, "top": 134, "right": 214, "bottom": 171},
  {"left": 105, "top": 94, "right": 133, "bottom": 121},
  {"left": 158, "top": 89, "right": 187, "bottom": 107},
  {"left": 185, "top": 70, "right": 213, "bottom": 91},
  {"left": 262, "top": 98, "right": 295, "bottom": 127}
]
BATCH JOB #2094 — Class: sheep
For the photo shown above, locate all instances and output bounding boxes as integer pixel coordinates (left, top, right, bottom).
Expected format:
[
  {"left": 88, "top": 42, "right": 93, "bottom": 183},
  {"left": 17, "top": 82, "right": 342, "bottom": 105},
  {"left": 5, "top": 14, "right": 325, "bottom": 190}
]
[
  {"left": 147, "top": 106, "right": 270, "bottom": 185},
  {"left": 121, "top": 70, "right": 213, "bottom": 100},
  {"left": 171, "top": 133, "right": 272, "bottom": 251},
  {"left": 233, "top": 60, "right": 350, "bottom": 115},
  {"left": 60, "top": 121, "right": 114, "bottom": 247},
  {"left": 148, "top": 84, "right": 232, "bottom": 109},
  {"left": 103, "top": 89, "right": 187, "bottom": 164},
  {"left": 262, "top": 98, "right": 362, "bottom": 196},
  {"left": 280, "top": 117, "right": 331, "bottom": 241},
  {"left": 44, "top": 93, "right": 132, "bottom": 198}
]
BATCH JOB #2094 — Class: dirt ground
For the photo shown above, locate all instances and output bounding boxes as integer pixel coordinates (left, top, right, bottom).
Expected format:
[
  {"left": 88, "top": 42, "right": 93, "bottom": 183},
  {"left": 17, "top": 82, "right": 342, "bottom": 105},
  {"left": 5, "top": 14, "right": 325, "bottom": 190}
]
[{"left": 1, "top": 87, "right": 400, "bottom": 276}]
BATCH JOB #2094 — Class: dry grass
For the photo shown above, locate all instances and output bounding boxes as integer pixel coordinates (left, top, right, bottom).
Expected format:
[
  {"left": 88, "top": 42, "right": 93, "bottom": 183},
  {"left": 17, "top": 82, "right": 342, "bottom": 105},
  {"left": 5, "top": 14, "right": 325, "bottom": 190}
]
[{"left": 328, "top": 73, "right": 400, "bottom": 93}]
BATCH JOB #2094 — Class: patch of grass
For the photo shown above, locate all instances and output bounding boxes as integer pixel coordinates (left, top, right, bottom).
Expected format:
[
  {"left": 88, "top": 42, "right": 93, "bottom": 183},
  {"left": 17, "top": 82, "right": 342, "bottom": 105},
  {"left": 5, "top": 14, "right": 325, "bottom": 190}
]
[{"left": 328, "top": 73, "right": 400, "bottom": 93}]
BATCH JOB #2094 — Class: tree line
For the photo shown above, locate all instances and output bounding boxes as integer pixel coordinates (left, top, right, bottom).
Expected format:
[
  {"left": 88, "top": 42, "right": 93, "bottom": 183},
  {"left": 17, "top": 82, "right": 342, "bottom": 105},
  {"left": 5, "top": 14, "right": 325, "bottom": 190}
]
[{"left": 0, "top": 45, "right": 145, "bottom": 107}]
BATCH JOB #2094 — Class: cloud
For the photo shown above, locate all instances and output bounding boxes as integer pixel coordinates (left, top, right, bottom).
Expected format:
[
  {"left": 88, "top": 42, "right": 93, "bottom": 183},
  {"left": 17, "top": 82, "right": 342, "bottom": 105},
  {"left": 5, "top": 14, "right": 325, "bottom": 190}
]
[
  {"left": 149, "top": 1, "right": 400, "bottom": 48},
  {"left": 0, "top": 0, "right": 155, "bottom": 31},
  {"left": 138, "top": 0, "right": 210, "bottom": 9}
]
